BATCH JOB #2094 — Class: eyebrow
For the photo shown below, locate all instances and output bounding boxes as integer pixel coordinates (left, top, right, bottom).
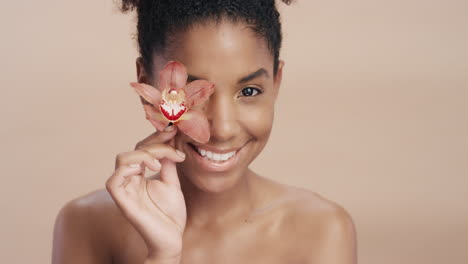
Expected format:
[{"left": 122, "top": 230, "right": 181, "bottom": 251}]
[
  {"left": 238, "top": 68, "right": 269, "bottom": 83},
  {"left": 187, "top": 68, "right": 269, "bottom": 84}
]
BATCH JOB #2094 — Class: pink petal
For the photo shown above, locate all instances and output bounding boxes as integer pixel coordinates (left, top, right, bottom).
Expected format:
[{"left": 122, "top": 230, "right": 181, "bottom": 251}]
[
  {"left": 130, "top": 82, "right": 162, "bottom": 105},
  {"left": 183, "top": 80, "right": 215, "bottom": 108},
  {"left": 158, "top": 61, "right": 188, "bottom": 92},
  {"left": 143, "top": 104, "right": 170, "bottom": 131},
  {"left": 177, "top": 110, "right": 210, "bottom": 143}
]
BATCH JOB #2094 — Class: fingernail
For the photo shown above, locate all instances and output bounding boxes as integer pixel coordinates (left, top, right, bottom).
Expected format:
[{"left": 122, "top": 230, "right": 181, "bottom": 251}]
[
  {"left": 153, "top": 158, "right": 161, "bottom": 169},
  {"left": 176, "top": 149, "right": 185, "bottom": 158},
  {"left": 129, "top": 163, "right": 140, "bottom": 168}
]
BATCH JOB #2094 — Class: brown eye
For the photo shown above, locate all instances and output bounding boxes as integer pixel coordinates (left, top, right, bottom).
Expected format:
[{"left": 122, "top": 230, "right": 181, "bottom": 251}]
[{"left": 240, "top": 86, "right": 262, "bottom": 97}]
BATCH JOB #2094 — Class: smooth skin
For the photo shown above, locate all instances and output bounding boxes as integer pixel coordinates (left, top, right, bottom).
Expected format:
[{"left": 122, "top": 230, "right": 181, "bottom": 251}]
[{"left": 52, "top": 19, "right": 357, "bottom": 264}]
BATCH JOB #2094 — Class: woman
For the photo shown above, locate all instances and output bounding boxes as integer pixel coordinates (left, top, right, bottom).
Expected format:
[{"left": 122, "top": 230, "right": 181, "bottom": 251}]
[{"left": 52, "top": 0, "right": 357, "bottom": 263}]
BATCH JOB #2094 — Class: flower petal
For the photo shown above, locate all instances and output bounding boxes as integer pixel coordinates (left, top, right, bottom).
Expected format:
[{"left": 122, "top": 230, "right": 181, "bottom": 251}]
[
  {"left": 183, "top": 80, "right": 215, "bottom": 108},
  {"left": 159, "top": 61, "right": 188, "bottom": 92},
  {"left": 130, "top": 82, "right": 162, "bottom": 105},
  {"left": 177, "top": 110, "right": 210, "bottom": 143},
  {"left": 143, "top": 104, "right": 170, "bottom": 131}
]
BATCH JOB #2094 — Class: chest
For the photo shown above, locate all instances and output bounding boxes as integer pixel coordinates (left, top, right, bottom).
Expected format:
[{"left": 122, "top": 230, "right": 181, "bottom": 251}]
[
  {"left": 181, "top": 227, "right": 292, "bottom": 264},
  {"left": 114, "top": 221, "right": 306, "bottom": 264}
]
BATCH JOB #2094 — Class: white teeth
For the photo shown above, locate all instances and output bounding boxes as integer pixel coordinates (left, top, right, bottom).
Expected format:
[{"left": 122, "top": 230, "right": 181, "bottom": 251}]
[{"left": 196, "top": 147, "right": 237, "bottom": 162}]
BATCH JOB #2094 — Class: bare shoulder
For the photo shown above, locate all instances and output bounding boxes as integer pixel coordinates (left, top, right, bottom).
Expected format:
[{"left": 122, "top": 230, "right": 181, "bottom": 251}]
[
  {"left": 282, "top": 185, "right": 358, "bottom": 263},
  {"left": 285, "top": 185, "right": 355, "bottom": 229},
  {"left": 255, "top": 176, "right": 355, "bottom": 224},
  {"left": 57, "top": 188, "right": 130, "bottom": 237},
  {"left": 52, "top": 189, "right": 128, "bottom": 263},
  {"left": 62, "top": 188, "right": 112, "bottom": 209},
  {"left": 57, "top": 188, "right": 123, "bottom": 225},
  {"left": 256, "top": 177, "right": 357, "bottom": 263}
]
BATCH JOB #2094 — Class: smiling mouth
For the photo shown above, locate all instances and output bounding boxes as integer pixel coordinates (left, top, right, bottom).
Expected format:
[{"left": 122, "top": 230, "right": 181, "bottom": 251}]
[{"left": 188, "top": 143, "right": 239, "bottom": 163}]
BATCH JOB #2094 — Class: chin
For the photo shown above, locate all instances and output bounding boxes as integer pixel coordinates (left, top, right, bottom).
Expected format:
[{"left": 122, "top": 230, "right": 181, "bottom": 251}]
[
  {"left": 179, "top": 168, "right": 246, "bottom": 193},
  {"left": 176, "top": 138, "right": 256, "bottom": 193}
]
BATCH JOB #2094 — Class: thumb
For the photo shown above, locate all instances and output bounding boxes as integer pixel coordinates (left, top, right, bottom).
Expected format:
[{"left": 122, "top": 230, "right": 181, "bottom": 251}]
[{"left": 159, "top": 158, "right": 181, "bottom": 187}]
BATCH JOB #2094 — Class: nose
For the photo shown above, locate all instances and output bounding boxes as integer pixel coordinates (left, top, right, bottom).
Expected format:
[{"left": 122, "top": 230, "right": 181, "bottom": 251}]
[{"left": 205, "top": 90, "right": 240, "bottom": 143}]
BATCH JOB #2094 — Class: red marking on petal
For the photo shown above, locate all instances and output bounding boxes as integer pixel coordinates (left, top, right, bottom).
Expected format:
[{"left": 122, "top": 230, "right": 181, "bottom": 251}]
[
  {"left": 159, "top": 101, "right": 187, "bottom": 122},
  {"left": 142, "top": 104, "right": 169, "bottom": 131}
]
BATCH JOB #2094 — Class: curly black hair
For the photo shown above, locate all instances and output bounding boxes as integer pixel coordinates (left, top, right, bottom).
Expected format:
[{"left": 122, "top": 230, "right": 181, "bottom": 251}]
[{"left": 119, "top": 0, "right": 293, "bottom": 80}]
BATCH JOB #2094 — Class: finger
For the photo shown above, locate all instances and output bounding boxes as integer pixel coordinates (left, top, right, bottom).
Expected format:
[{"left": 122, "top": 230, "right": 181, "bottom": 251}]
[
  {"left": 115, "top": 145, "right": 184, "bottom": 171},
  {"left": 105, "top": 165, "right": 145, "bottom": 219},
  {"left": 106, "top": 165, "right": 142, "bottom": 195},
  {"left": 115, "top": 150, "right": 163, "bottom": 172},
  {"left": 158, "top": 158, "right": 181, "bottom": 187},
  {"left": 138, "top": 144, "right": 186, "bottom": 163},
  {"left": 134, "top": 125, "right": 178, "bottom": 150}
]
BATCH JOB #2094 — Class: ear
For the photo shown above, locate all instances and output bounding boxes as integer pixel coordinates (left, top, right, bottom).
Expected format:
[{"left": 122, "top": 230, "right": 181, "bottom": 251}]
[
  {"left": 273, "top": 60, "right": 284, "bottom": 101},
  {"left": 136, "top": 57, "right": 148, "bottom": 84},
  {"left": 136, "top": 57, "right": 151, "bottom": 106}
]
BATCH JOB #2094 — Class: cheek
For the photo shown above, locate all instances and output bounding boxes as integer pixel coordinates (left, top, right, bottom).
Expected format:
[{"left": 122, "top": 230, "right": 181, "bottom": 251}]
[{"left": 239, "top": 101, "right": 275, "bottom": 140}]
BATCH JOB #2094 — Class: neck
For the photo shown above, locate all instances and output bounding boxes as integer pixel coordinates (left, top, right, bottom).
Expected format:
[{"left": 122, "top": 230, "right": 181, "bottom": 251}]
[{"left": 179, "top": 169, "right": 256, "bottom": 228}]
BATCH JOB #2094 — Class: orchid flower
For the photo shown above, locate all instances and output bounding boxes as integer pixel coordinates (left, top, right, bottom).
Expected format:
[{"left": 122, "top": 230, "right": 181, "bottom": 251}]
[{"left": 130, "top": 61, "right": 215, "bottom": 143}]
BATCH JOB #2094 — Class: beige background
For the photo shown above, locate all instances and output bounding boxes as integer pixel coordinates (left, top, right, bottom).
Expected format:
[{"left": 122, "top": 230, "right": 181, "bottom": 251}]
[{"left": 1, "top": 0, "right": 467, "bottom": 263}]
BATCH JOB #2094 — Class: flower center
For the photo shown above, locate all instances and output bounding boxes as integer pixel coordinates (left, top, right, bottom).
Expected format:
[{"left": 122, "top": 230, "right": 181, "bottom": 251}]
[{"left": 159, "top": 89, "right": 187, "bottom": 122}]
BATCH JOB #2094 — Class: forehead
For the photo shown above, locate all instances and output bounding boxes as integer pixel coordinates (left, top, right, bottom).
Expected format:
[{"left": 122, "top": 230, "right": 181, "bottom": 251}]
[{"left": 162, "top": 19, "right": 273, "bottom": 83}]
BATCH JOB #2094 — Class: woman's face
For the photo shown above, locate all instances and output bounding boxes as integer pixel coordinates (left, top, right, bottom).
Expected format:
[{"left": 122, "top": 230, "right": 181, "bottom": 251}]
[{"left": 147, "top": 19, "right": 284, "bottom": 193}]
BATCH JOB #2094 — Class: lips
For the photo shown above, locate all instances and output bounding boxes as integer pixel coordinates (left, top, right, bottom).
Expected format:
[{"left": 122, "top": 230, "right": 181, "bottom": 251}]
[
  {"left": 186, "top": 142, "right": 247, "bottom": 172},
  {"left": 193, "top": 145, "right": 236, "bottom": 161}
]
